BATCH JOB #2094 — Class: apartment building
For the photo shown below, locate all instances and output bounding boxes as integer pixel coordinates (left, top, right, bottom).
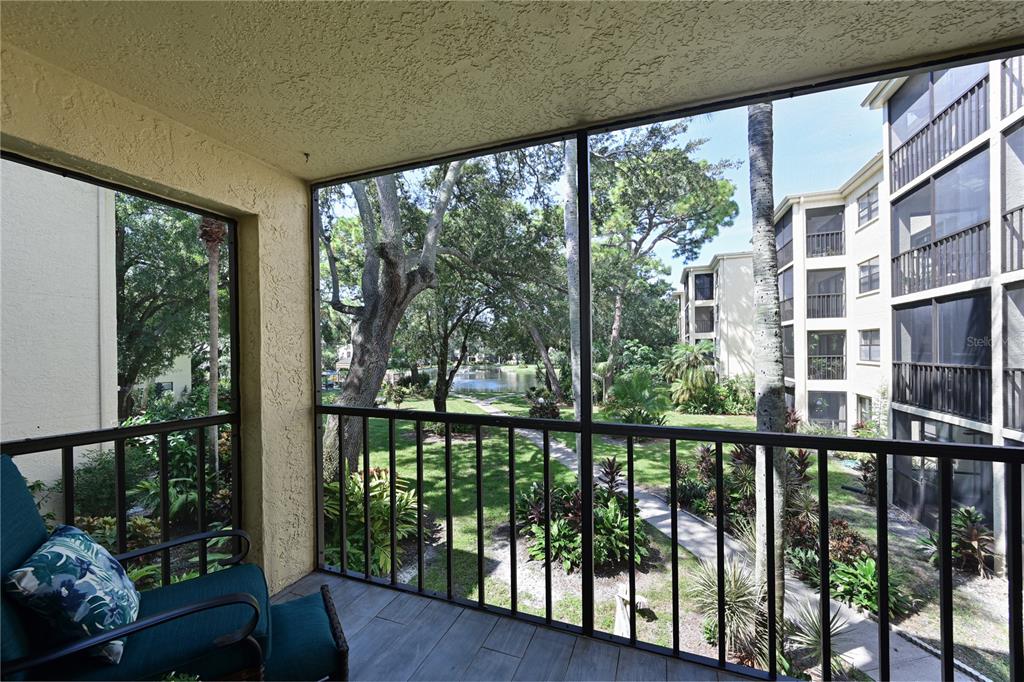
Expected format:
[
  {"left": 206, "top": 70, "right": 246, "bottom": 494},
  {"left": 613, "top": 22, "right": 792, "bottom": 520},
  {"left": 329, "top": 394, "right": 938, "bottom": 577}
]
[
  {"left": 775, "top": 154, "right": 888, "bottom": 435},
  {"left": 863, "top": 58, "right": 1023, "bottom": 545},
  {"left": 675, "top": 251, "right": 755, "bottom": 378}
]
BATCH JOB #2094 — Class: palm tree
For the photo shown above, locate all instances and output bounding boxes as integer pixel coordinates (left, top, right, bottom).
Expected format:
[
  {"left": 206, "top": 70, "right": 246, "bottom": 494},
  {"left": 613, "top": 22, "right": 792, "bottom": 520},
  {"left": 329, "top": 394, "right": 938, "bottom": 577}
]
[
  {"left": 661, "top": 340, "right": 716, "bottom": 405},
  {"left": 748, "top": 102, "right": 787, "bottom": 644},
  {"left": 198, "top": 216, "right": 227, "bottom": 472}
]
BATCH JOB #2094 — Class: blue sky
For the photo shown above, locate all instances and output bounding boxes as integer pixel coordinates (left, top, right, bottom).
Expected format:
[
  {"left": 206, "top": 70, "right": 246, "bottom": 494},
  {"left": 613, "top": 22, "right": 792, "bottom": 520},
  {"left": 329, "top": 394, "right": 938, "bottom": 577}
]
[{"left": 658, "top": 82, "right": 881, "bottom": 288}]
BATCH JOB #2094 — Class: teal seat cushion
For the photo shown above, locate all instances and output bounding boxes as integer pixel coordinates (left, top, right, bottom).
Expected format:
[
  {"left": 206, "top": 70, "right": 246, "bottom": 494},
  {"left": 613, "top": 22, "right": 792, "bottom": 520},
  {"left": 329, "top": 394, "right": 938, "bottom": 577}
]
[
  {"left": 1, "top": 455, "right": 50, "bottom": 678},
  {"left": 38, "top": 563, "right": 271, "bottom": 681},
  {"left": 5, "top": 525, "right": 141, "bottom": 665},
  {"left": 265, "top": 592, "right": 338, "bottom": 682}
]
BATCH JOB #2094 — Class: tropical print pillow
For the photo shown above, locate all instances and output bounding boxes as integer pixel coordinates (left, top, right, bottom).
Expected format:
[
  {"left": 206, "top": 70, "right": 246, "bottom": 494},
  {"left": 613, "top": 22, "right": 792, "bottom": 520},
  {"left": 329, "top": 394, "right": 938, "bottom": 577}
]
[{"left": 4, "top": 525, "right": 140, "bottom": 664}]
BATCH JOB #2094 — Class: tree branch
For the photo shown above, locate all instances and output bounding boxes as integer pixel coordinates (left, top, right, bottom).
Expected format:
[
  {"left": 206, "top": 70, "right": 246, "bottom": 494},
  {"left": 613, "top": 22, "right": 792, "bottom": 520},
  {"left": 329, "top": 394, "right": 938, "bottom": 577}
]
[{"left": 419, "top": 160, "right": 466, "bottom": 273}]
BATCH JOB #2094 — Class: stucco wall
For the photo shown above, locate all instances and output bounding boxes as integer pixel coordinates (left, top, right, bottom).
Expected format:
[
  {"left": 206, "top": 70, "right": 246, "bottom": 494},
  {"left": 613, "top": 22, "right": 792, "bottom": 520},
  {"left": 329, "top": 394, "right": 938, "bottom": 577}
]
[{"left": 1, "top": 44, "right": 314, "bottom": 592}]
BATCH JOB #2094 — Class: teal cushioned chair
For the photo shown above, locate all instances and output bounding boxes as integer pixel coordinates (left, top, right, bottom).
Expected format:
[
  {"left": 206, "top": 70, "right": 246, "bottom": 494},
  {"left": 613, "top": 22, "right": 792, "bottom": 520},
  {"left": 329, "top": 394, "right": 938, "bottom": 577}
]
[{"left": 0, "top": 455, "right": 297, "bottom": 680}]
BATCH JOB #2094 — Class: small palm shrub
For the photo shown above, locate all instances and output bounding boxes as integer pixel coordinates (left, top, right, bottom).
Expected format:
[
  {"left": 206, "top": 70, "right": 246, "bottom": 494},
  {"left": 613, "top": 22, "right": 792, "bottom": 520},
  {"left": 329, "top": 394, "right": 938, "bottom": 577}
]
[
  {"left": 687, "top": 560, "right": 769, "bottom": 669},
  {"left": 787, "top": 600, "right": 851, "bottom": 678},
  {"left": 604, "top": 368, "right": 670, "bottom": 425},
  {"left": 830, "top": 556, "right": 915, "bottom": 618},
  {"left": 597, "top": 456, "right": 625, "bottom": 495}
]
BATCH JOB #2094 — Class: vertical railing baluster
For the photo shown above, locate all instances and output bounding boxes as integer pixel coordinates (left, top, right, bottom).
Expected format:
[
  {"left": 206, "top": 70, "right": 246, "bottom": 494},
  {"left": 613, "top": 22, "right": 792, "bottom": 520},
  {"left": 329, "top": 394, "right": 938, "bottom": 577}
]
[
  {"left": 627, "top": 435, "right": 636, "bottom": 645},
  {"left": 388, "top": 418, "right": 397, "bottom": 585},
  {"left": 197, "top": 430, "right": 208, "bottom": 575},
  {"left": 766, "top": 444, "right": 778, "bottom": 679},
  {"left": 339, "top": 416, "right": 348, "bottom": 573},
  {"left": 508, "top": 427, "right": 517, "bottom": 614},
  {"left": 817, "top": 448, "right": 831, "bottom": 681},
  {"left": 115, "top": 439, "right": 127, "bottom": 554},
  {"left": 230, "top": 421, "right": 241, "bottom": 558},
  {"left": 362, "top": 416, "right": 371, "bottom": 579},
  {"left": 938, "top": 457, "right": 954, "bottom": 682},
  {"left": 475, "top": 424, "right": 485, "bottom": 607},
  {"left": 416, "top": 420, "right": 424, "bottom": 592},
  {"left": 62, "top": 446, "right": 74, "bottom": 527},
  {"left": 543, "top": 430, "right": 552, "bottom": 624},
  {"left": 716, "top": 441, "right": 726, "bottom": 667},
  {"left": 669, "top": 439, "right": 679, "bottom": 656},
  {"left": 445, "top": 422, "right": 453, "bottom": 599},
  {"left": 1007, "top": 461, "right": 1023, "bottom": 681},
  {"left": 159, "top": 432, "right": 171, "bottom": 586},
  {"left": 876, "top": 451, "right": 891, "bottom": 680},
  {"left": 315, "top": 415, "right": 325, "bottom": 570}
]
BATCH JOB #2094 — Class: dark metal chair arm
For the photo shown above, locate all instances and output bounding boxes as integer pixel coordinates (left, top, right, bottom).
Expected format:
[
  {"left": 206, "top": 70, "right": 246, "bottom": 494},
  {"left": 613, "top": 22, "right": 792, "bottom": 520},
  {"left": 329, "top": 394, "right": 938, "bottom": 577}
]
[
  {"left": 114, "top": 528, "right": 251, "bottom": 566},
  {"left": 320, "top": 584, "right": 349, "bottom": 681},
  {"left": 2, "top": 592, "right": 261, "bottom": 677}
]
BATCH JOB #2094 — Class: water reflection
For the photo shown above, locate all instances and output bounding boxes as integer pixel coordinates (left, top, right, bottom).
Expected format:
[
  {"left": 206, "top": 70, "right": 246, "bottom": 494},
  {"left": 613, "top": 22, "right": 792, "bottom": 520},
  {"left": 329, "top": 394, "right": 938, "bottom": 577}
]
[{"left": 424, "top": 365, "right": 541, "bottom": 394}]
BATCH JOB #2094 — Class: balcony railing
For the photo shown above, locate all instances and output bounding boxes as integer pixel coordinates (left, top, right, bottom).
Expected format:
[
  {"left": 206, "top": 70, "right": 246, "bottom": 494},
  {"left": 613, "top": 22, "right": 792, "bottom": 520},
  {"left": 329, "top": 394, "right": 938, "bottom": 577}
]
[
  {"left": 1004, "top": 55, "right": 1024, "bottom": 118},
  {"left": 1005, "top": 205, "right": 1024, "bottom": 273},
  {"left": 314, "top": 403, "right": 1021, "bottom": 682},
  {"left": 808, "top": 354, "right": 846, "bottom": 380},
  {"left": 1007, "top": 368, "right": 1024, "bottom": 432},
  {"left": 694, "top": 316, "right": 714, "bottom": 334},
  {"left": 891, "top": 221, "right": 990, "bottom": 296},
  {"left": 806, "top": 230, "right": 845, "bottom": 257},
  {"left": 890, "top": 77, "right": 989, "bottom": 192},
  {"left": 780, "top": 297, "right": 794, "bottom": 322},
  {"left": 777, "top": 241, "right": 793, "bottom": 268},
  {"left": 807, "top": 292, "right": 845, "bottom": 318},
  {"left": 893, "top": 361, "right": 992, "bottom": 422},
  {"left": 0, "top": 414, "right": 241, "bottom": 587}
]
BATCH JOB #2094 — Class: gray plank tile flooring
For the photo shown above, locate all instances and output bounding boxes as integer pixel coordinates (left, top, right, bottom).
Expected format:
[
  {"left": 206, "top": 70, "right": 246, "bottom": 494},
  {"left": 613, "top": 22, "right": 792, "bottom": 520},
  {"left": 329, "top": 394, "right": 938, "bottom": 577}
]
[{"left": 273, "top": 573, "right": 744, "bottom": 681}]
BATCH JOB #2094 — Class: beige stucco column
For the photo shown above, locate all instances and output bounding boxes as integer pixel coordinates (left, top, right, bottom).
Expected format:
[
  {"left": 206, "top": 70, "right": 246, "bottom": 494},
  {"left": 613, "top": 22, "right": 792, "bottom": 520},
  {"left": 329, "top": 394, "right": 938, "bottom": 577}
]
[{"left": 1, "top": 45, "right": 315, "bottom": 592}]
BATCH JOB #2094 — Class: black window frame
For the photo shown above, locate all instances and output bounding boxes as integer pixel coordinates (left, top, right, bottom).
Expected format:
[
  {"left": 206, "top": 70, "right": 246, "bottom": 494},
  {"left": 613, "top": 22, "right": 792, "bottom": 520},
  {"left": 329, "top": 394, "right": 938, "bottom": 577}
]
[
  {"left": 892, "top": 291, "right": 992, "bottom": 368},
  {"left": 693, "top": 272, "right": 715, "bottom": 301}
]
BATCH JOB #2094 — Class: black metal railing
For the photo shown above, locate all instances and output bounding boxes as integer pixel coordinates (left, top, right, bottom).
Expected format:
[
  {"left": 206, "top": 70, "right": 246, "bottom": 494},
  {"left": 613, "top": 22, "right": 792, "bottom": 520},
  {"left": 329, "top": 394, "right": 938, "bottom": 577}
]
[
  {"left": 1, "top": 414, "right": 241, "bottom": 587},
  {"left": 314, "top": 403, "right": 1022, "bottom": 682},
  {"left": 780, "top": 297, "right": 794, "bottom": 322},
  {"left": 1004, "top": 55, "right": 1023, "bottom": 118},
  {"left": 891, "top": 77, "right": 988, "bottom": 192},
  {"left": 891, "top": 221, "right": 990, "bottom": 296},
  {"left": 777, "top": 241, "right": 793, "bottom": 269},
  {"left": 1008, "top": 368, "right": 1024, "bottom": 432},
  {"left": 808, "top": 354, "right": 846, "bottom": 380},
  {"left": 807, "top": 292, "right": 845, "bottom": 318},
  {"left": 694, "top": 315, "right": 715, "bottom": 334},
  {"left": 1005, "top": 205, "right": 1024, "bottom": 273},
  {"left": 893, "top": 362, "right": 992, "bottom": 422},
  {"left": 806, "top": 231, "right": 845, "bottom": 258}
]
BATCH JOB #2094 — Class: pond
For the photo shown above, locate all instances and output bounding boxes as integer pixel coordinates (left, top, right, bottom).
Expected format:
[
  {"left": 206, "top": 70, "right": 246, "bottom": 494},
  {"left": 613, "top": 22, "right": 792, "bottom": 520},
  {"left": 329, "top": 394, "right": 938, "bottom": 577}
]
[{"left": 424, "top": 365, "right": 541, "bottom": 394}]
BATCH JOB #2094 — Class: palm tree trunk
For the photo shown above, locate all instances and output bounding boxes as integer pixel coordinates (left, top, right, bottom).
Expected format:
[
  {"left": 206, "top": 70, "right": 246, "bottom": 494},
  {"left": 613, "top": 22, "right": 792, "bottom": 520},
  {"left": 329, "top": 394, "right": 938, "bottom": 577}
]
[
  {"left": 198, "top": 217, "right": 227, "bottom": 475},
  {"left": 748, "top": 102, "right": 787, "bottom": 641}
]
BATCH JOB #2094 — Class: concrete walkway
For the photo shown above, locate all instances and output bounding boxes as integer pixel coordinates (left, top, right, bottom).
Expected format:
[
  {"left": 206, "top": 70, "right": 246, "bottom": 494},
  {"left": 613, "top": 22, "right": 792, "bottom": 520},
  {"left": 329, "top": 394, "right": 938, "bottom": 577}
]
[{"left": 464, "top": 395, "right": 974, "bottom": 682}]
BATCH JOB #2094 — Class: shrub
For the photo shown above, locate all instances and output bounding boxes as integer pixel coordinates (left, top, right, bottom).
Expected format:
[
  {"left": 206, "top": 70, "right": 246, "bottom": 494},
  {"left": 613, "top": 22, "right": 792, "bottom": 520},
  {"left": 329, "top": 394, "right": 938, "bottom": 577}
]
[
  {"left": 787, "top": 600, "right": 851, "bottom": 678},
  {"left": 686, "top": 560, "right": 769, "bottom": 669},
  {"left": 597, "top": 457, "right": 625, "bottom": 496},
  {"left": 395, "top": 372, "right": 431, "bottom": 397},
  {"left": 831, "top": 556, "right": 915, "bottom": 618},
  {"left": 673, "top": 464, "right": 710, "bottom": 511},
  {"left": 918, "top": 506, "right": 994, "bottom": 576},
  {"left": 77, "top": 515, "right": 161, "bottom": 552},
  {"left": 380, "top": 382, "right": 411, "bottom": 407},
  {"left": 786, "top": 547, "right": 821, "bottom": 587},
  {"left": 525, "top": 387, "right": 561, "bottom": 419},
  {"left": 605, "top": 368, "right": 670, "bottom": 424},
  {"left": 828, "top": 519, "right": 873, "bottom": 565},
  {"left": 854, "top": 455, "right": 878, "bottom": 505},
  {"left": 323, "top": 466, "right": 420, "bottom": 575}
]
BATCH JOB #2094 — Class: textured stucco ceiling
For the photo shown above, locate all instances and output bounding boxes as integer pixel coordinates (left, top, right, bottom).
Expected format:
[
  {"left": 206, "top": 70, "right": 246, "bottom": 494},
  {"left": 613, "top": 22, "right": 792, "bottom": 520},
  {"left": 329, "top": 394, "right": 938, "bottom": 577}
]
[{"left": 2, "top": 1, "right": 1022, "bottom": 181}]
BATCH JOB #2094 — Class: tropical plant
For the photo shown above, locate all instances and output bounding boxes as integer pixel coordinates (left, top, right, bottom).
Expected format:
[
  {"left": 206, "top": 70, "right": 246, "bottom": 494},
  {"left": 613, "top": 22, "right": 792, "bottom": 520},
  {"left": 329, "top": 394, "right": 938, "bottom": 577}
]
[
  {"left": 827, "top": 519, "right": 873, "bottom": 566},
  {"left": 597, "top": 456, "right": 625, "bottom": 495},
  {"left": 917, "top": 506, "right": 994, "bottom": 576},
  {"left": 687, "top": 560, "right": 768, "bottom": 668},
  {"left": 786, "top": 547, "right": 821, "bottom": 587},
  {"left": 830, "top": 556, "right": 915, "bottom": 618},
  {"left": 323, "top": 466, "right": 420, "bottom": 575},
  {"left": 380, "top": 382, "right": 411, "bottom": 408},
  {"left": 605, "top": 368, "right": 670, "bottom": 424},
  {"left": 854, "top": 455, "right": 878, "bottom": 505},
  {"left": 661, "top": 341, "right": 716, "bottom": 406},
  {"left": 787, "top": 600, "right": 851, "bottom": 678}
]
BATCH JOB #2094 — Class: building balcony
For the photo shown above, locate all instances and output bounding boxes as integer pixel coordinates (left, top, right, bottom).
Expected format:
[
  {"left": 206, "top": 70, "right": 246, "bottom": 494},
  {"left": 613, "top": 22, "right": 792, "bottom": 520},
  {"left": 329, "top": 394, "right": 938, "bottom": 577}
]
[
  {"left": 1005, "top": 205, "right": 1024, "bottom": 273},
  {"left": 807, "top": 292, "right": 845, "bottom": 318},
  {"left": 892, "top": 361, "right": 992, "bottom": 422},
  {"left": 1007, "top": 368, "right": 1024, "bottom": 431},
  {"left": 693, "top": 316, "right": 714, "bottom": 334},
  {"left": 891, "top": 221, "right": 990, "bottom": 296},
  {"left": 1004, "top": 55, "right": 1024, "bottom": 118},
  {"left": 780, "top": 297, "right": 794, "bottom": 322},
  {"left": 783, "top": 354, "right": 795, "bottom": 378},
  {"left": 808, "top": 354, "right": 846, "bottom": 380},
  {"left": 806, "top": 230, "right": 845, "bottom": 257},
  {"left": 776, "top": 241, "right": 793, "bottom": 269},
  {"left": 890, "top": 77, "right": 988, "bottom": 192}
]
